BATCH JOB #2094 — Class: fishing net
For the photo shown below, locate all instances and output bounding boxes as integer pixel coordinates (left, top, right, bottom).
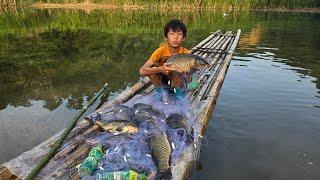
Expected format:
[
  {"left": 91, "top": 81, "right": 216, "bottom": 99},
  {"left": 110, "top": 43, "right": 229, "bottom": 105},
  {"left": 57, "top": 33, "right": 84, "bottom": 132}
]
[{"left": 85, "top": 90, "right": 199, "bottom": 178}]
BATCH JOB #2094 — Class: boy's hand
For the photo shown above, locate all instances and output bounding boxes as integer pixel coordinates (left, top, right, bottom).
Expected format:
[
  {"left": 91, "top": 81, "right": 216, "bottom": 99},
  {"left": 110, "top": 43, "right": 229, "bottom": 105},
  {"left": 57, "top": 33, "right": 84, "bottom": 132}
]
[{"left": 161, "top": 63, "right": 174, "bottom": 75}]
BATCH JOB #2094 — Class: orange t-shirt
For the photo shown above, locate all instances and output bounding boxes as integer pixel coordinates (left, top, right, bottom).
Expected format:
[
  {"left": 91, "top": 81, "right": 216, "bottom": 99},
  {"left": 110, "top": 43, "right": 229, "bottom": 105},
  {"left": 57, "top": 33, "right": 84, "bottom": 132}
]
[{"left": 149, "top": 44, "right": 190, "bottom": 67}]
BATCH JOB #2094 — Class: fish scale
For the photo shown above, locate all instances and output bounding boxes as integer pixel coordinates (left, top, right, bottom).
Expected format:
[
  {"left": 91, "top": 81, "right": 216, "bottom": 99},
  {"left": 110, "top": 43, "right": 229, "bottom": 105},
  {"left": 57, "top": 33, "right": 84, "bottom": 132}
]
[
  {"left": 166, "top": 54, "right": 209, "bottom": 73},
  {"left": 149, "top": 133, "right": 171, "bottom": 172}
]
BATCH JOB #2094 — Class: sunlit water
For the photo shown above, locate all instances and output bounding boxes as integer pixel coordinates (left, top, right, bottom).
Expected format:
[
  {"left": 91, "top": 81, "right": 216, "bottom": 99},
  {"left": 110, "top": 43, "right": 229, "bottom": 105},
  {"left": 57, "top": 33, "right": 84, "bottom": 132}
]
[{"left": 0, "top": 8, "right": 319, "bottom": 179}]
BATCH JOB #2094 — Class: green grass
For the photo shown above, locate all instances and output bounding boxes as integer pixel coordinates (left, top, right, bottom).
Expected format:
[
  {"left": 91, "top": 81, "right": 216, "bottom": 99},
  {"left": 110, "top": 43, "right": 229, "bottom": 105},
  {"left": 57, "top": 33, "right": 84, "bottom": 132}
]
[{"left": 1, "top": 0, "right": 320, "bottom": 9}]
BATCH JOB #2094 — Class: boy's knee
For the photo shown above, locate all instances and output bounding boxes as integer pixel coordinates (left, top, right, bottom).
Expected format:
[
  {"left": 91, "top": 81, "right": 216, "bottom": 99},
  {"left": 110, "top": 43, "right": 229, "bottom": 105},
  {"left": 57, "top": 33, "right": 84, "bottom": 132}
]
[
  {"left": 171, "top": 74, "right": 183, "bottom": 88},
  {"left": 148, "top": 74, "right": 162, "bottom": 87}
]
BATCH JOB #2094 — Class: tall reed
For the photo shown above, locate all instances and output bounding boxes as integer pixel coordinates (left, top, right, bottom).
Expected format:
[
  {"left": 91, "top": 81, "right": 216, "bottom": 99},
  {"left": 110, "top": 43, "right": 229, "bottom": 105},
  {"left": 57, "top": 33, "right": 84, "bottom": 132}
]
[{"left": 1, "top": 0, "right": 319, "bottom": 9}]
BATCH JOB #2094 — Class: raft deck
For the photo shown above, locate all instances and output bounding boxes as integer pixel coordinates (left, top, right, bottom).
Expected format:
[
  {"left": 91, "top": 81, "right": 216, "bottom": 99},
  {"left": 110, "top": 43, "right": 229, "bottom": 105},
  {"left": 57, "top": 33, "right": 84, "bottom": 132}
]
[{"left": 0, "top": 29, "right": 241, "bottom": 180}]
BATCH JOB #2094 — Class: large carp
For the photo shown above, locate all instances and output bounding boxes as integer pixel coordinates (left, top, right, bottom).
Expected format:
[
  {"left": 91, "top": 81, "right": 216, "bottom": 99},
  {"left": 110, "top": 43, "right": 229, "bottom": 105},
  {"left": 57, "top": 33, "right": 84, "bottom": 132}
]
[
  {"left": 166, "top": 54, "right": 209, "bottom": 73},
  {"left": 166, "top": 113, "right": 194, "bottom": 143},
  {"left": 113, "top": 105, "right": 133, "bottom": 121},
  {"left": 149, "top": 133, "right": 172, "bottom": 179}
]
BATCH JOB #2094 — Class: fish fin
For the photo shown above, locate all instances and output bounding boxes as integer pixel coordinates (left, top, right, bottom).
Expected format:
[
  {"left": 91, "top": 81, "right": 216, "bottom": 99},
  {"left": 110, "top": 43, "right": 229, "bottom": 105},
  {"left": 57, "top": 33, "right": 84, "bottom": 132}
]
[
  {"left": 186, "top": 133, "right": 194, "bottom": 144},
  {"left": 156, "top": 169, "right": 172, "bottom": 180},
  {"left": 186, "top": 128, "right": 195, "bottom": 144}
]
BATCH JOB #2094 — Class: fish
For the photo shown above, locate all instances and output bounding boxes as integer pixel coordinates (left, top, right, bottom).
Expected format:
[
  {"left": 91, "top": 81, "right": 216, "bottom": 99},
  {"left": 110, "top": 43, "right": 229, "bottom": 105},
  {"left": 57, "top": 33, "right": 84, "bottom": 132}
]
[
  {"left": 134, "top": 103, "right": 166, "bottom": 120},
  {"left": 133, "top": 105, "right": 167, "bottom": 133},
  {"left": 113, "top": 105, "right": 133, "bottom": 121},
  {"left": 133, "top": 111, "right": 164, "bottom": 135},
  {"left": 133, "top": 103, "right": 153, "bottom": 112},
  {"left": 149, "top": 133, "right": 172, "bottom": 179},
  {"left": 95, "top": 120, "right": 139, "bottom": 134},
  {"left": 133, "top": 108, "right": 154, "bottom": 121},
  {"left": 166, "top": 113, "right": 189, "bottom": 130},
  {"left": 166, "top": 54, "right": 209, "bottom": 73},
  {"left": 166, "top": 113, "right": 194, "bottom": 143},
  {"left": 149, "top": 109, "right": 166, "bottom": 120}
]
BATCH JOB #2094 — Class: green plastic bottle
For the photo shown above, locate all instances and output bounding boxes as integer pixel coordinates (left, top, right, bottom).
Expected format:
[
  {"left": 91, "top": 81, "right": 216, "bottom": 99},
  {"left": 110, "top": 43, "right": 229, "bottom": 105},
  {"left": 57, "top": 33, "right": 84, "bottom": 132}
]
[
  {"left": 187, "top": 74, "right": 200, "bottom": 91},
  {"left": 78, "top": 145, "right": 104, "bottom": 177},
  {"left": 96, "top": 170, "right": 147, "bottom": 180}
]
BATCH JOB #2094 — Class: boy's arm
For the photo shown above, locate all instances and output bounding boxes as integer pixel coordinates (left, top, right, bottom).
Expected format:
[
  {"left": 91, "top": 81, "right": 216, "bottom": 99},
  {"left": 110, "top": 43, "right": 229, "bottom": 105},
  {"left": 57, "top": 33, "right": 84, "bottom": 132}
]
[{"left": 139, "top": 59, "right": 172, "bottom": 76}]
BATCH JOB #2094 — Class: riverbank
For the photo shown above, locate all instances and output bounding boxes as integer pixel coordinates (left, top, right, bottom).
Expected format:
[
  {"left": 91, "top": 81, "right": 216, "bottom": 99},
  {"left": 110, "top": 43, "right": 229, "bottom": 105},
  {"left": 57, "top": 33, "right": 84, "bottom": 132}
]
[
  {"left": 31, "top": 2, "right": 147, "bottom": 10},
  {"left": 30, "top": 2, "right": 320, "bottom": 13}
]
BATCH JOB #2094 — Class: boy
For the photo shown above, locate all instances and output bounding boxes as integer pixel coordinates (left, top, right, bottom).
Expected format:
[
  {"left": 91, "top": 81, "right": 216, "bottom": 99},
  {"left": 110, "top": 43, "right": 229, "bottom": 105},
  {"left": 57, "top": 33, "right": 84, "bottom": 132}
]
[{"left": 139, "top": 19, "right": 190, "bottom": 100}]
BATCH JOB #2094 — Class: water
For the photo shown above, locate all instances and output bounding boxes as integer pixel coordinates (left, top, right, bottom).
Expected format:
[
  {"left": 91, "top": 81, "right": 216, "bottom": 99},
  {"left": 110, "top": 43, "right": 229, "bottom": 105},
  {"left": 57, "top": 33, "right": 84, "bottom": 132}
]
[{"left": 0, "top": 8, "right": 320, "bottom": 179}]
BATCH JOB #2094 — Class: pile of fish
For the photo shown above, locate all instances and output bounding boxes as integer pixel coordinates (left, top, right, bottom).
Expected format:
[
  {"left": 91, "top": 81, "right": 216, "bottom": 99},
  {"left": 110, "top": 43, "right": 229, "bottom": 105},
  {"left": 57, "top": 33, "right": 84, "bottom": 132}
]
[{"left": 86, "top": 101, "right": 195, "bottom": 179}]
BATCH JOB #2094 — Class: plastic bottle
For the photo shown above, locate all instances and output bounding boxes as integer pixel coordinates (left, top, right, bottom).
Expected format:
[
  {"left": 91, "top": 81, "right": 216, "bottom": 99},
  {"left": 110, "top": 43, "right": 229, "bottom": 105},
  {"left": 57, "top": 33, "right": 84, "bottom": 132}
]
[
  {"left": 96, "top": 170, "right": 147, "bottom": 180},
  {"left": 78, "top": 145, "right": 104, "bottom": 177}
]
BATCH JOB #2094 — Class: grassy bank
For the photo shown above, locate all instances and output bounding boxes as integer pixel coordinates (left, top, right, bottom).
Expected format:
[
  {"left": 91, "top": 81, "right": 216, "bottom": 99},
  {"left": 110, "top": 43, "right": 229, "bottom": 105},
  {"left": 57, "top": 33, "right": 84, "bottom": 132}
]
[{"left": 1, "top": 0, "right": 320, "bottom": 10}]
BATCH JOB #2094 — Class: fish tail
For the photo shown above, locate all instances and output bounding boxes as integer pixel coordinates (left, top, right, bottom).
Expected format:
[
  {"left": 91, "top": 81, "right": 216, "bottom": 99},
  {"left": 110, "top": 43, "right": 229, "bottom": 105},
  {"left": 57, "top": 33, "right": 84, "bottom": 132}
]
[
  {"left": 186, "top": 133, "right": 194, "bottom": 144},
  {"left": 156, "top": 169, "right": 172, "bottom": 180}
]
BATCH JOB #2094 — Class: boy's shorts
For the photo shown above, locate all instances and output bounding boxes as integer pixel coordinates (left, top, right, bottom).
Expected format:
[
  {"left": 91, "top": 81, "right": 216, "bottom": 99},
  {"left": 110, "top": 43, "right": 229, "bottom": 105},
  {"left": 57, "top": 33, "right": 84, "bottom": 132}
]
[{"left": 156, "top": 73, "right": 170, "bottom": 85}]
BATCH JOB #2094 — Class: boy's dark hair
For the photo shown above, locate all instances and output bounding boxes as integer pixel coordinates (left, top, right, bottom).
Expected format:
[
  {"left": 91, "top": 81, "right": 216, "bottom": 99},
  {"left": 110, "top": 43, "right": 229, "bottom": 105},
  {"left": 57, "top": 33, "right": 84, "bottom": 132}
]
[{"left": 164, "top": 19, "right": 187, "bottom": 38}]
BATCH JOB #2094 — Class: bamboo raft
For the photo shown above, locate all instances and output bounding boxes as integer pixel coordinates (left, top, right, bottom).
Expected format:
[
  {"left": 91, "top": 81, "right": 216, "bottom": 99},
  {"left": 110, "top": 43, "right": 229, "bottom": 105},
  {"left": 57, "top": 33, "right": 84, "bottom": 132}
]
[{"left": 0, "top": 29, "right": 241, "bottom": 180}]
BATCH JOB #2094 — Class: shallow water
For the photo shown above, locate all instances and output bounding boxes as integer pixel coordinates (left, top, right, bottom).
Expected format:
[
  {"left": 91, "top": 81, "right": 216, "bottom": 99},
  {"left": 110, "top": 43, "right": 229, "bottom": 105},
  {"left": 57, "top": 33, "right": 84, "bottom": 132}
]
[{"left": 0, "top": 8, "right": 319, "bottom": 179}]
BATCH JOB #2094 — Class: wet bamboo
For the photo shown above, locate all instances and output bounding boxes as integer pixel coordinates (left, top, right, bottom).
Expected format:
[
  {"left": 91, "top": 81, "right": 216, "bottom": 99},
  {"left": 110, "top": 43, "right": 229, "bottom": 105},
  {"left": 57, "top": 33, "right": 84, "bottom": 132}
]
[
  {"left": 191, "top": 30, "right": 220, "bottom": 53},
  {"left": 25, "top": 83, "right": 109, "bottom": 180},
  {"left": 193, "top": 31, "right": 221, "bottom": 58},
  {"left": 194, "top": 32, "right": 231, "bottom": 77},
  {"left": 197, "top": 33, "right": 230, "bottom": 93},
  {"left": 65, "top": 120, "right": 93, "bottom": 141},
  {"left": 0, "top": 166, "right": 18, "bottom": 180},
  {"left": 189, "top": 31, "right": 232, "bottom": 102},
  {"left": 54, "top": 124, "right": 99, "bottom": 160},
  {"left": 200, "top": 34, "right": 226, "bottom": 59},
  {"left": 193, "top": 33, "right": 222, "bottom": 58},
  {"left": 43, "top": 144, "right": 90, "bottom": 179},
  {"left": 198, "top": 33, "right": 232, "bottom": 85},
  {"left": 197, "top": 29, "right": 241, "bottom": 127},
  {"left": 198, "top": 34, "right": 234, "bottom": 100},
  {"left": 184, "top": 31, "right": 240, "bottom": 180},
  {"left": 0, "top": 77, "right": 150, "bottom": 179},
  {"left": 173, "top": 31, "right": 240, "bottom": 179},
  {"left": 190, "top": 32, "right": 232, "bottom": 102},
  {"left": 98, "top": 77, "right": 150, "bottom": 110},
  {"left": 197, "top": 31, "right": 232, "bottom": 77}
]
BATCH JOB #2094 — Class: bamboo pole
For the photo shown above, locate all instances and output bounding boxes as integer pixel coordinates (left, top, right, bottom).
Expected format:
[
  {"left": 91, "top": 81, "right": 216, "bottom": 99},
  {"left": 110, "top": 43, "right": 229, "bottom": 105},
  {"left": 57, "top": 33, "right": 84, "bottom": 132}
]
[
  {"left": 0, "top": 166, "right": 18, "bottom": 180},
  {"left": 190, "top": 31, "right": 232, "bottom": 102},
  {"left": 197, "top": 29, "right": 241, "bottom": 127},
  {"left": 191, "top": 30, "right": 220, "bottom": 53},
  {"left": 24, "top": 83, "right": 108, "bottom": 180},
  {"left": 194, "top": 32, "right": 231, "bottom": 77},
  {"left": 193, "top": 32, "right": 222, "bottom": 58},
  {"left": 54, "top": 124, "right": 99, "bottom": 160},
  {"left": 65, "top": 120, "right": 93, "bottom": 141},
  {"left": 198, "top": 33, "right": 234, "bottom": 101},
  {"left": 43, "top": 144, "right": 90, "bottom": 179},
  {"left": 172, "top": 30, "right": 241, "bottom": 180},
  {"left": 98, "top": 77, "right": 150, "bottom": 110},
  {"left": 194, "top": 33, "right": 222, "bottom": 56},
  {"left": 200, "top": 35, "right": 235, "bottom": 101}
]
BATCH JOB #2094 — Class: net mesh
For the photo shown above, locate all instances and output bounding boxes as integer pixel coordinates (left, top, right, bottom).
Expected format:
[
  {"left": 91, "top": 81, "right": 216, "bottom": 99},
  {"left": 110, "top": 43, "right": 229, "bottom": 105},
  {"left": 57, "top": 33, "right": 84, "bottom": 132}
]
[{"left": 85, "top": 91, "right": 199, "bottom": 177}]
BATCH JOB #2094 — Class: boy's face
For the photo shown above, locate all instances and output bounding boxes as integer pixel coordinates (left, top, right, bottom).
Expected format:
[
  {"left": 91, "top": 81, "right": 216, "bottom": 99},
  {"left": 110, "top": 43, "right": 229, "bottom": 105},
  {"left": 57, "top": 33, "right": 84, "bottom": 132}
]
[{"left": 166, "top": 28, "right": 185, "bottom": 48}]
